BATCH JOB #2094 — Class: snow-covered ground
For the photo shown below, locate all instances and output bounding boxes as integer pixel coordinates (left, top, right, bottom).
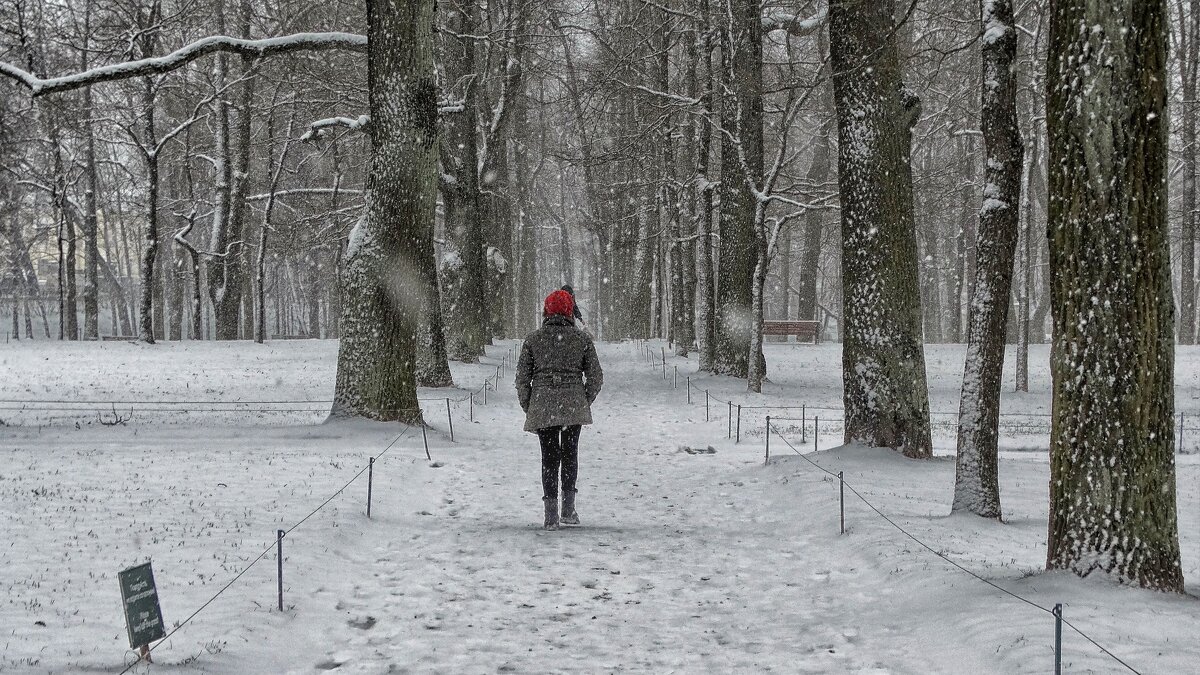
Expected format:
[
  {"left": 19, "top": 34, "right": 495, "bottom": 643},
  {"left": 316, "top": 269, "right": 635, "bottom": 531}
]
[{"left": 1, "top": 339, "right": 1197, "bottom": 673}]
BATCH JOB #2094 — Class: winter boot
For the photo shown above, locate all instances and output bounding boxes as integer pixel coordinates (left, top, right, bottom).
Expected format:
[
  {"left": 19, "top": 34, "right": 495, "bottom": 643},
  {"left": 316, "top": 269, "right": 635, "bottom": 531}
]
[
  {"left": 560, "top": 490, "right": 579, "bottom": 525},
  {"left": 543, "top": 497, "right": 559, "bottom": 531}
]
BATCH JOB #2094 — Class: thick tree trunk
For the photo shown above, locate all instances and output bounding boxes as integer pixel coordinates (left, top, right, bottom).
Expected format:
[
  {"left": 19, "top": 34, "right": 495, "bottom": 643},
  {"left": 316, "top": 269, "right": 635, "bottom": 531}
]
[
  {"left": 712, "top": 0, "right": 764, "bottom": 377},
  {"left": 953, "top": 0, "right": 1023, "bottom": 518},
  {"left": 830, "top": 0, "right": 932, "bottom": 458},
  {"left": 440, "top": 0, "right": 487, "bottom": 360},
  {"left": 696, "top": 4, "right": 717, "bottom": 369},
  {"left": 1045, "top": 0, "right": 1183, "bottom": 591},
  {"left": 331, "top": 0, "right": 437, "bottom": 423}
]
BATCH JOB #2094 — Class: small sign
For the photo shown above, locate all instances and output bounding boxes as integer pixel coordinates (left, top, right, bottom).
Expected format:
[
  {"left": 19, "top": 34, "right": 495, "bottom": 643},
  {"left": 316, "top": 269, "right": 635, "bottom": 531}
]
[{"left": 119, "top": 562, "right": 165, "bottom": 649}]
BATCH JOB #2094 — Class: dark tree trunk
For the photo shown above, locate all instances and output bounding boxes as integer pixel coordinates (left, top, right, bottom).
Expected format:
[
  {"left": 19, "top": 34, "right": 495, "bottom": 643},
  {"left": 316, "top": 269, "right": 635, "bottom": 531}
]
[
  {"left": 1045, "top": 0, "right": 1183, "bottom": 591},
  {"left": 830, "top": 0, "right": 933, "bottom": 457},
  {"left": 797, "top": 29, "right": 832, "bottom": 323},
  {"left": 712, "top": 0, "right": 763, "bottom": 377},
  {"left": 953, "top": 0, "right": 1023, "bottom": 518},
  {"left": 1178, "top": 3, "right": 1199, "bottom": 344},
  {"left": 439, "top": 0, "right": 487, "bottom": 361},
  {"left": 331, "top": 0, "right": 437, "bottom": 423}
]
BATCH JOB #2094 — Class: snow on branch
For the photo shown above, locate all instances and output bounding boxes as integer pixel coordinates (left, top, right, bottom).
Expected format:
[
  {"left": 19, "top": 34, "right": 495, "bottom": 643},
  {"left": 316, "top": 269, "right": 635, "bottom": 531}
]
[
  {"left": 300, "top": 114, "right": 370, "bottom": 141},
  {"left": 761, "top": 8, "right": 827, "bottom": 38},
  {"left": 0, "top": 32, "right": 367, "bottom": 97}
]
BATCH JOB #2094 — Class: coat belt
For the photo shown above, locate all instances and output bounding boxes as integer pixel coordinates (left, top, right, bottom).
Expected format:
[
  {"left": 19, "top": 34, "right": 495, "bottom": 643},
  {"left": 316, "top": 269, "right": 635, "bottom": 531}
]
[{"left": 532, "top": 372, "right": 583, "bottom": 387}]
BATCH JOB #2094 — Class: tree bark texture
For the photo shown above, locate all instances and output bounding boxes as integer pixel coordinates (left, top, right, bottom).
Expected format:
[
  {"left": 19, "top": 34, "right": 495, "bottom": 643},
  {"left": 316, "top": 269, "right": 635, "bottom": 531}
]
[
  {"left": 830, "top": 0, "right": 933, "bottom": 457},
  {"left": 1044, "top": 0, "right": 1183, "bottom": 591},
  {"left": 331, "top": 0, "right": 437, "bottom": 424},
  {"left": 1177, "top": 2, "right": 1199, "bottom": 344},
  {"left": 440, "top": 0, "right": 487, "bottom": 360},
  {"left": 712, "top": 0, "right": 763, "bottom": 377},
  {"left": 953, "top": 0, "right": 1023, "bottom": 518}
]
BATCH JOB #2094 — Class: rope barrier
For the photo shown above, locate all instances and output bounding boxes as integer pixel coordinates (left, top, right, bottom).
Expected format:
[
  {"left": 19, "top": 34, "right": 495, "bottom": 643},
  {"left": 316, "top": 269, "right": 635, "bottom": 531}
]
[
  {"left": 118, "top": 425, "right": 418, "bottom": 674},
  {"left": 766, "top": 424, "right": 1141, "bottom": 675},
  {"left": 633, "top": 340, "right": 1144, "bottom": 674}
]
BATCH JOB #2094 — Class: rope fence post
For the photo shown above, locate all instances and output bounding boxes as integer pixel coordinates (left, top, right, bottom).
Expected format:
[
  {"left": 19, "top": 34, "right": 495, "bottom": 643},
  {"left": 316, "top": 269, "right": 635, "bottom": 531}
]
[
  {"left": 728, "top": 401, "right": 733, "bottom": 439},
  {"left": 483, "top": 380, "right": 488, "bottom": 405},
  {"left": 421, "top": 423, "right": 432, "bottom": 461},
  {"left": 705, "top": 390, "right": 710, "bottom": 421},
  {"left": 764, "top": 416, "right": 771, "bottom": 465},
  {"left": 736, "top": 405, "right": 741, "bottom": 444},
  {"left": 469, "top": 392, "right": 474, "bottom": 421},
  {"left": 367, "top": 457, "right": 374, "bottom": 518},
  {"left": 661, "top": 347, "right": 667, "bottom": 379},
  {"left": 446, "top": 398, "right": 454, "bottom": 442},
  {"left": 276, "top": 529, "right": 285, "bottom": 612},
  {"left": 1053, "top": 603, "right": 1063, "bottom": 675},
  {"left": 673, "top": 365, "right": 678, "bottom": 390},
  {"left": 838, "top": 471, "right": 844, "bottom": 534},
  {"left": 801, "top": 404, "right": 806, "bottom": 442},
  {"left": 815, "top": 416, "right": 819, "bottom": 453},
  {"left": 687, "top": 376, "right": 692, "bottom": 404}
]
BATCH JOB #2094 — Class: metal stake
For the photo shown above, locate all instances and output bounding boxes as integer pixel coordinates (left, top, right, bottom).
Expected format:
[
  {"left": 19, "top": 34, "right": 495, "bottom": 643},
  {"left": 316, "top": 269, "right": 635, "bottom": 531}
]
[
  {"left": 1053, "top": 603, "right": 1063, "bottom": 675},
  {"left": 838, "top": 471, "right": 844, "bottom": 534},
  {"left": 469, "top": 392, "right": 474, "bottom": 421},
  {"left": 277, "top": 529, "right": 285, "bottom": 612},
  {"left": 673, "top": 366, "right": 678, "bottom": 389},
  {"left": 367, "top": 457, "right": 374, "bottom": 518},
  {"left": 736, "top": 405, "right": 742, "bottom": 443},
  {"left": 446, "top": 398, "right": 454, "bottom": 442},
  {"left": 801, "top": 404, "right": 806, "bottom": 442},
  {"left": 728, "top": 401, "right": 733, "bottom": 439},
  {"left": 815, "top": 416, "right": 819, "bottom": 453},
  {"left": 421, "top": 423, "right": 432, "bottom": 461},
  {"left": 661, "top": 347, "right": 666, "bottom": 379},
  {"left": 765, "top": 416, "right": 771, "bottom": 465},
  {"left": 687, "top": 377, "right": 692, "bottom": 404},
  {"left": 705, "top": 390, "right": 710, "bottom": 421}
]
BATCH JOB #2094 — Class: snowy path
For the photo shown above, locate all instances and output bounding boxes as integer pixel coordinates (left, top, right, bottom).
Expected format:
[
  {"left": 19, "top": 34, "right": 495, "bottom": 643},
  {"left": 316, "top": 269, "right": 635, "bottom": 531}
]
[
  {"left": 2, "top": 340, "right": 1198, "bottom": 674},
  {"left": 311, "top": 347, "right": 896, "bottom": 673},
  {"left": 302, "top": 344, "right": 1199, "bottom": 675}
]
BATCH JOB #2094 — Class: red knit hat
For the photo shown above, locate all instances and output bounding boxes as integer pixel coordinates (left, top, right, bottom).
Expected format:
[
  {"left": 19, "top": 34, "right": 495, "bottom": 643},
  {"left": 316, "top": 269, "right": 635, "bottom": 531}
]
[{"left": 543, "top": 289, "right": 575, "bottom": 318}]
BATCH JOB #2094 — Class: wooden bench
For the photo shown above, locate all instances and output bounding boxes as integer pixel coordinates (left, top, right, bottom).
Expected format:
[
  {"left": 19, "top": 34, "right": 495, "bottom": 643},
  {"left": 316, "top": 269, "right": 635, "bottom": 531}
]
[{"left": 763, "top": 320, "right": 820, "bottom": 344}]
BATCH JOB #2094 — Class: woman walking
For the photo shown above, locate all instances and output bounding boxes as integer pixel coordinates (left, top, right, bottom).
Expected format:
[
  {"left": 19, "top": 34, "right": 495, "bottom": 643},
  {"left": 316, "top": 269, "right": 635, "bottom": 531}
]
[{"left": 515, "top": 289, "right": 604, "bottom": 530}]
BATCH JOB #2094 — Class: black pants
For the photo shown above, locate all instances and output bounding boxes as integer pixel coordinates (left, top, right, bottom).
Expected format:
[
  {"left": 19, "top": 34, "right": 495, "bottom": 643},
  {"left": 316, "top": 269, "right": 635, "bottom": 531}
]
[{"left": 537, "top": 425, "right": 581, "bottom": 499}]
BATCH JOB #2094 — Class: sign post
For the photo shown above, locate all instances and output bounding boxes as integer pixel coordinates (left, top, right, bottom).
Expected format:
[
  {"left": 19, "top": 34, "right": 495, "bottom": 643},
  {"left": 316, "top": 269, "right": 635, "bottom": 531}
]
[{"left": 119, "top": 562, "right": 165, "bottom": 663}]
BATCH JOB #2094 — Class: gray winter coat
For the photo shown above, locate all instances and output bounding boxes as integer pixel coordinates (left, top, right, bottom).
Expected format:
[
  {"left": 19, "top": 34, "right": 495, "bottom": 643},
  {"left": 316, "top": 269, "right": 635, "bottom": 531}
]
[{"left": 515, "top": 315, "right": 603, "bottom": 433}]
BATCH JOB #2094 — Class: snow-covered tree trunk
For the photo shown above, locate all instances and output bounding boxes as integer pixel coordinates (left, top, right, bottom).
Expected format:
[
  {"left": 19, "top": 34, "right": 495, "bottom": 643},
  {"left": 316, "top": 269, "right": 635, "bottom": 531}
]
[
  {"left": 81, "top": 17, "right": 100, "bottom": 341},
  {"left": 712, "top": 0, "right": 763, "bottom": 377},
  {"left": 1177, "top": 4, "right": 1199, "bottom": 344},
  {"left": 439, "top": 0, "right": 487, "bottom": 361},
  {"left": 331, "top": 0, "right": 437, "bottom": 423},
  {"left": 1014, "top": 131, "right": 1037, "bottom": 393},
  {"left": 829, "top": 0, "right": 932, "bottom": 458},
  {"left": 1044, "top": 0, "right": 1183, "bottom": 591},
  {"left": 139, "top": 86, "right": 159, "bottom": 344},
  {"left": 953, "top": 0, "right": 1023, "bottom": 518},
  {"left": 696, "top": 2, "right": 717, "bottom": 370},
  {"left": 416, "top": 218, "right": 453, "bottom": 388},
  {"left": 796, "top": 27, "right": 831, "bottom": 328}
]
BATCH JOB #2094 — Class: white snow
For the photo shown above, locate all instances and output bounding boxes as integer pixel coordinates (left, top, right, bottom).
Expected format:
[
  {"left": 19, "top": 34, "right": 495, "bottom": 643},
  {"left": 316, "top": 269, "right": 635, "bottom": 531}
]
[{"left": 1, "top": 339, "right": 1198, "bottom": 673}]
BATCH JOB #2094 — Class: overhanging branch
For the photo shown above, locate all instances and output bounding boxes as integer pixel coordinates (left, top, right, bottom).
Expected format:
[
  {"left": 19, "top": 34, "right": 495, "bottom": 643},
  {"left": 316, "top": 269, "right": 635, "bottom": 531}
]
[{"left": 0, "top": 32, "right": 367, "bottom": 97}]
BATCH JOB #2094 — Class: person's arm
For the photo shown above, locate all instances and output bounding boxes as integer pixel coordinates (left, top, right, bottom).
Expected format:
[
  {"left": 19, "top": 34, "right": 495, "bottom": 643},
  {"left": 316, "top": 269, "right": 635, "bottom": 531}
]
[
  {"left": 515, "top": 340, "right": 534, "bottom": 412},
  {"left": 582, "top": 337, "right": 603, "bottom": 403}
]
